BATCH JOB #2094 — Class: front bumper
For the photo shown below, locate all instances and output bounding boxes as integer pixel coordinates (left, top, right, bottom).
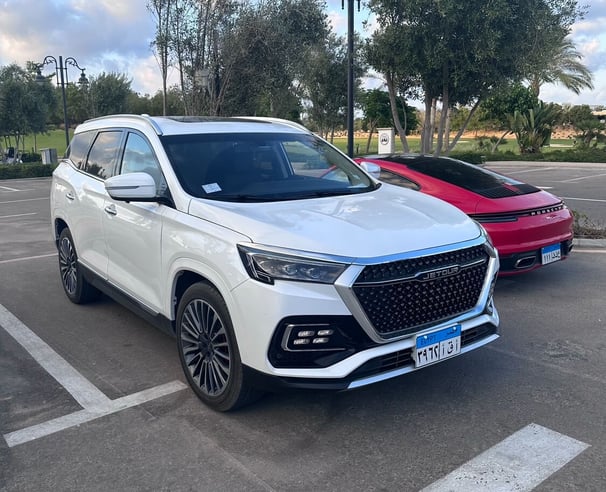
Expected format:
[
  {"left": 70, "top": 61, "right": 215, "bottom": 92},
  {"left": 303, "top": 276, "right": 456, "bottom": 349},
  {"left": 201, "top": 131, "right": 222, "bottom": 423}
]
[
  {"left": 229, "top": 237, "right": 500, "bottom": 388},
  {"left": 244, "top": 317, "right": 499, "bottom": 391}
]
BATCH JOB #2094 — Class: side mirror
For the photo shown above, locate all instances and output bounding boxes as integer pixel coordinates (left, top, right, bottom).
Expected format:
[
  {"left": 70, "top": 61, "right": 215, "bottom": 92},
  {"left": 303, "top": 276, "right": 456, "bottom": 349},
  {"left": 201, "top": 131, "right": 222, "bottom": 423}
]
[
  {"left": 359, "top": 161, "right": 381, "bottom": 180},
  {"left": 105, "top": 172, "right": 157, "bottom": 201}
]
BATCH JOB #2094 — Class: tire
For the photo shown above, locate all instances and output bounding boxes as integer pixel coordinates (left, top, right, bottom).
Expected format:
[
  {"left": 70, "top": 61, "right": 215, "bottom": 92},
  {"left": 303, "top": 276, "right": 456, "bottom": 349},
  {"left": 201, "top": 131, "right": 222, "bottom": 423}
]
[
  {"left": 57, "top": 228, "right": 99, "bottom": 304},
  {"left": 176, "top": 282, "right": 261, "bottom": 411}
]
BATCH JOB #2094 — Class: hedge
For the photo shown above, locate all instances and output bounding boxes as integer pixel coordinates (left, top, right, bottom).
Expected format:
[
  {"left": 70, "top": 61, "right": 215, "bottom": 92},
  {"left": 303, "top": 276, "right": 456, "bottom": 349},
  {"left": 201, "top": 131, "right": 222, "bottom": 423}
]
[{"left": 0, "top": 163, "right": 55, "bottom": 179}]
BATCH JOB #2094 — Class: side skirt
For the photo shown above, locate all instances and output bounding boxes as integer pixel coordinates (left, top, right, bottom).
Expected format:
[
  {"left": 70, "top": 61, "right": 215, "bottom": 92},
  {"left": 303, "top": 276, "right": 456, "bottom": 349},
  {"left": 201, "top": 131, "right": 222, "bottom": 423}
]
[{"left": 80, "top": 263, "right": 175, "bottom": 337}]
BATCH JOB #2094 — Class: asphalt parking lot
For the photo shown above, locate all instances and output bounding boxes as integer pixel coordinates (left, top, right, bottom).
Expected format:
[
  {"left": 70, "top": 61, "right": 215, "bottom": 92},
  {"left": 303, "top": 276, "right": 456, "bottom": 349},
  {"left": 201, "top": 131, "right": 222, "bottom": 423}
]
[{"left": 1, "top": 164, "right": 606, "bottom": 491}]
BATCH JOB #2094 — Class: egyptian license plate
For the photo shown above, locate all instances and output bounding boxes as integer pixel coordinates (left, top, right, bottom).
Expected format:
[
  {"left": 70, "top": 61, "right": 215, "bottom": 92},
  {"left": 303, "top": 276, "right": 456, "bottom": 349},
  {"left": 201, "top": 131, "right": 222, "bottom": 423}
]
[
  {"left": 414, "top": 324, "right": 461, "bottom": 368},
  {"left": 541, "top": 243, "right": 561, "bottom": 265}
]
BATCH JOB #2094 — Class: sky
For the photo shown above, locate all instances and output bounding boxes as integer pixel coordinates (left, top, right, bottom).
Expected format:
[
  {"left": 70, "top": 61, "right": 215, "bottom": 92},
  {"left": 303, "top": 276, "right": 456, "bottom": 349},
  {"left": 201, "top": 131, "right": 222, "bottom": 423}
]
[{"left": 1, "top": 0, "right": 605, "bottom": 107}]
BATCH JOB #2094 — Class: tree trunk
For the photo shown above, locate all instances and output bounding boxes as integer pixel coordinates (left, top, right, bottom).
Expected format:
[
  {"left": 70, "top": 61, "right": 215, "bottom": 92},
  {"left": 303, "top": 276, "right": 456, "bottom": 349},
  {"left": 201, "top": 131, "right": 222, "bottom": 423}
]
[
  {"left": 447, "top": 98, "right": 482, "bottom": 153},
  {"left": 366, "top": 121, "right": 376, "bottom": 153},
  {"left": 385, "top": 73, "right": 409, "bottom": 153}
]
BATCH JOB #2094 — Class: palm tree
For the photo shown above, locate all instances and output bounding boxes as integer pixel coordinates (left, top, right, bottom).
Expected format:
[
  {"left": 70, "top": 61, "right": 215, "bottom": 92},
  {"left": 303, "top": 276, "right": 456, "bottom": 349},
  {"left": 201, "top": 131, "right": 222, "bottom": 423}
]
[{"left": 528, "top": 36, "right": 594, "bottom": 97}]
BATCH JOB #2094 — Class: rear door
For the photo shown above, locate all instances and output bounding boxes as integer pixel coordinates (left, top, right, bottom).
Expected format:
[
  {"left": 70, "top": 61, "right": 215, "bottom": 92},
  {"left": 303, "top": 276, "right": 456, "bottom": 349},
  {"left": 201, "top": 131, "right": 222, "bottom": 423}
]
[{"left": 59, "top": 130, "right": 123, "bottom": 279}]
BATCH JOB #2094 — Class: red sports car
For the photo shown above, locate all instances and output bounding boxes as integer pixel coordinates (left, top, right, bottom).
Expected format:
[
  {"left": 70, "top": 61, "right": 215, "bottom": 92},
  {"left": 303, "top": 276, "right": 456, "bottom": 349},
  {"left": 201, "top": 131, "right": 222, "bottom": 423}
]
[{"left": 355, "top": 154, "right": 574, "bottom": 275}]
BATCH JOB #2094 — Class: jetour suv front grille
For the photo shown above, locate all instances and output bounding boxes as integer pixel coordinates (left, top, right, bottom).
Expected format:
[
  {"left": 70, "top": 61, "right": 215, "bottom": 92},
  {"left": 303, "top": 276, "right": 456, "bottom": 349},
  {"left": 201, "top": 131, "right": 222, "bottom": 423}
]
[{"left": 352, "top": 245, "right": 489, "bottom": 339}]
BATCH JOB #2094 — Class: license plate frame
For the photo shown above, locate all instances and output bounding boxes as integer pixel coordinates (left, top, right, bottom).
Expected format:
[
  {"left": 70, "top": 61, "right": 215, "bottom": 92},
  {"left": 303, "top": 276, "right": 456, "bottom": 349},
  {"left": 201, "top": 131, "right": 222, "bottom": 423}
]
[
  {"left": 414, "top": 324, "right": 461, "bottom": 368},
  {"left": 541, "top": 243, "right": 561, "bottom": 265}
]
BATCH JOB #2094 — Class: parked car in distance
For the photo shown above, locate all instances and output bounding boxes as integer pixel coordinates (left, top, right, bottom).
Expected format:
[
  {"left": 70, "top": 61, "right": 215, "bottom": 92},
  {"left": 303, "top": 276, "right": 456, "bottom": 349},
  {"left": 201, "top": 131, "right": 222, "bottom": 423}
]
[
  {"left": 50, "top": 115, "right": 500, "bottom": 411},
  {"left": 355, "top": 154, "right": 574, "bottom": 275}
]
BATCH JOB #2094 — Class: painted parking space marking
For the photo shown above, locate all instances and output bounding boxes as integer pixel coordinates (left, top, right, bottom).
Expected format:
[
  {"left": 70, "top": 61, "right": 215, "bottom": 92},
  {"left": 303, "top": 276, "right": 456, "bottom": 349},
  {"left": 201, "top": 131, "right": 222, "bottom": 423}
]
[
  {"left": 0, "top": 304, "right": 187, "bottom": 448},
  {"left": 0, "top": 212, "right": 37, "bottom": 219},
  {"left": 0, "top": 253, "right": 57, "bottom": 265},
  {"left": 0, "top": 197, "right": 48, "bottom": 204},
  {"left": 4, "top": 381, "right": 187, "bottom": 448},
  {"left": 421, "top": 423, "right": 590, "bottom": 492},
  {"left": 0, "top": 185, "right": 22, "bottom": 192},
  {"left": 561, "top": 196, "right": 606, "bottom": 203},
  {"left": 561, "top": 172, "right": 606, "bottom": 183}
]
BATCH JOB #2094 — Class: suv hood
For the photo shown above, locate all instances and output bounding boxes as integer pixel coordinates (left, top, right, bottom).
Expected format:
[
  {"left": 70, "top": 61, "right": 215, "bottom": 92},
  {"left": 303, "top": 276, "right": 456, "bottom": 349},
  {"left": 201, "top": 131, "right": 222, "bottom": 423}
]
[{"left": 188, "top": 185, "right": 481, "bottom": 258}]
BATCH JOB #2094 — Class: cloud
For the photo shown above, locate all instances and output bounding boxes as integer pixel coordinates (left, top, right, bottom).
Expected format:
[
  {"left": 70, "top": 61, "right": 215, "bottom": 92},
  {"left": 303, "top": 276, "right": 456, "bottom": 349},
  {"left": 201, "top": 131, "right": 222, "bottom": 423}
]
[{"left": 0, "top": 0, "right": 155, "bottom": 92}]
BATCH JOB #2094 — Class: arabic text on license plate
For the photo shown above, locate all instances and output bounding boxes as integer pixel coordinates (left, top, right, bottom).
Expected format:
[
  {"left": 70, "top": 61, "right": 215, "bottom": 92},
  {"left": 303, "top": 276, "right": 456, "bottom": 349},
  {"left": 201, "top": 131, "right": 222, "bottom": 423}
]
[
  {"left": 414, "top": 324, "right": 461, "bottom": 368},
  {"left": 541, "top": 243, "right": 561, "bottom": 265}
]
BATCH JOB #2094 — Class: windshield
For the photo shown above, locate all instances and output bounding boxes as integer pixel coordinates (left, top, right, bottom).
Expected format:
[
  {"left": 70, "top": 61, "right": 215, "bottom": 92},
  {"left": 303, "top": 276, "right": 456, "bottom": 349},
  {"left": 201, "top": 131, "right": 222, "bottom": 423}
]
[{"left": 161, "top": 132, "right": 376, "bottom": 201}]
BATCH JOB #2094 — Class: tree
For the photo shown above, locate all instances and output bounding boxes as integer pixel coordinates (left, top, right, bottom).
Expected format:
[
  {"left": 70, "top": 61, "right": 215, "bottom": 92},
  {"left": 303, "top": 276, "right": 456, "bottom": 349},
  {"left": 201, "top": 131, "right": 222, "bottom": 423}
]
[
  {"left": 0, "top": 64, "right": 55, "bottom": 155},
  {"left": 508, "top": 102, "right": 563, "bottom": 154},
  {"left": 147, "top": 0, "right": 174, "bottom": 115},
  {"left": 565, "top": 105, "right": 605, "bottom": 147},
  {"left": 88, "top": 73, "right": 132, "bottom": 117},
  {"left": 300, "top": 33, "right": 354, "bottom": 140},
  {"left": 527, "top": 36, "right": 593, "bottom": 97},
  {"left": 365, "top": 0, "right": 585, "bottom": 156},
  {"left": 478, "top": 83, "right": 539, "bottom": 151},
  {"left": 220, "top": 0, "right": 329, "bottom": 118},
  {"left": 359, "top": 89, "right": 418, "bottom": 152}
]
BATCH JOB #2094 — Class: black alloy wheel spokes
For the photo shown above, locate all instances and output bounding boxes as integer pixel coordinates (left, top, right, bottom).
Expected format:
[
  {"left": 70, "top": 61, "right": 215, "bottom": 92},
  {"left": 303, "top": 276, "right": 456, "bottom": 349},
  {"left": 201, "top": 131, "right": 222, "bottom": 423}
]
[
  {"left": 59, "top": 237, "right": 78, "bottom": 296},
  {"left": 180, "top": 299, "right": 231, "bottom": 396}
]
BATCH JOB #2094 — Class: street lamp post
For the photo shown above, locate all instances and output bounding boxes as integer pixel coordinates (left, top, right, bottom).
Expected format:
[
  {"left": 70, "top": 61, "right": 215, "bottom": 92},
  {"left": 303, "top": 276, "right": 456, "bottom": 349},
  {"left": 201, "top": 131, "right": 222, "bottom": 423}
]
[
  {"left": 36, "top": 55, "right": 88, "bottom": 149},
  {"left": 342, "top": 0, "right": 360, "bottom": 157}
]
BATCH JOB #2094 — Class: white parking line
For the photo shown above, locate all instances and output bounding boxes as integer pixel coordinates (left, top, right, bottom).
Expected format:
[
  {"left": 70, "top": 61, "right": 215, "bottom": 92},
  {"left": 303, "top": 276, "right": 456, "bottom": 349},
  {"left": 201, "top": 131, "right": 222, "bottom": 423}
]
[
  {"left": 496, "top": 167, "right": 556, "bottom": 174},
  {"left": 4, "top": 381, "right": 187, "bottom": 447},
  {"left": 421, "top": 423, "right": 590, "bottom": 491},
  {"left": 0, "top": 212, "right": 37, "bottom": 219},
  {"left": 0, "top": 185, "right": 21, "bottom": 191},
  {"left": 0, "top": 253, "right": 57, "bottom": 265},
  {"left": 561, "top": 196, "right": 606, "bottom": 203},
  {"left": 0, "top": 304, "right": 187, "bottom": 448},
  {"left": 0, "top": 197, "right": 48, "bottom": 204},
  {"left": 562, "top": 172, "right": 606, "bottom": 183}
]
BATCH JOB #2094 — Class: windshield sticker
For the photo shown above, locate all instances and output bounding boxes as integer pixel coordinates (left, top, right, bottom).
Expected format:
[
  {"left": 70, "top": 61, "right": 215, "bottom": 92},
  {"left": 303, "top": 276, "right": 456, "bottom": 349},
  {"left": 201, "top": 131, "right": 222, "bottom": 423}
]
[{"left": 202, "top": 183, "right": 222, "bottom": 193}]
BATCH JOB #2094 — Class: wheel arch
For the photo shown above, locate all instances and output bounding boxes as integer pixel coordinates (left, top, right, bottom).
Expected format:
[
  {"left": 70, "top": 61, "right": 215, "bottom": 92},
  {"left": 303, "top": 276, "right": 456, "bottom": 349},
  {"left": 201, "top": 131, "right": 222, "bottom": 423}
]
[
  {"left": 53, "top": 218, "right": 69, "bottom": 247},
  {"left": 170, "top": 268, "right": 232, "bottom": 335}
]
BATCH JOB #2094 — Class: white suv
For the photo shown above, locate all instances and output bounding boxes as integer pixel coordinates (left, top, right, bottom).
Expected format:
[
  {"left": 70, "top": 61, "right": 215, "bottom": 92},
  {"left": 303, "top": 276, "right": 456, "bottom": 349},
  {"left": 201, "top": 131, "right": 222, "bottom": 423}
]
[{"left": 51, "top": 115, "right": 500, "bottom": 411}]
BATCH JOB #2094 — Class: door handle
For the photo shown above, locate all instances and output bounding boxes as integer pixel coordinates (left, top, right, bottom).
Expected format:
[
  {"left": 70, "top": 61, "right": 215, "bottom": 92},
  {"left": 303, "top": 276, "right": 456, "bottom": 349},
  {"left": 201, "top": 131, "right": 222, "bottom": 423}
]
[
  {"left": 104, "top": 204, "right": 117, "bottom": 216},
  {"left": 66, "top": 192, "right": 75, "bottom": 201}
]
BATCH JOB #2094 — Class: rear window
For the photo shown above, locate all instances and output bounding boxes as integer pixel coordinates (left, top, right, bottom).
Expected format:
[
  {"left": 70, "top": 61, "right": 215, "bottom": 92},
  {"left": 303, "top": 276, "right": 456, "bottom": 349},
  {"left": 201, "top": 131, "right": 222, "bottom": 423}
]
[
  {"left": 67, "top": 130, "right": 96, "bottom": 169},
  {"left": 387, "top": 156, "right": 539, "bottom": 198}
]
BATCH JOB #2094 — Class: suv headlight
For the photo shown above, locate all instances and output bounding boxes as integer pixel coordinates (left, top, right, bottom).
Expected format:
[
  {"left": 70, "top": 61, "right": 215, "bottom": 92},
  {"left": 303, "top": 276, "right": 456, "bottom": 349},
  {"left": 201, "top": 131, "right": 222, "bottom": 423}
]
[{"left": 238, "top": 245, "right": 349, "bottom": 285}]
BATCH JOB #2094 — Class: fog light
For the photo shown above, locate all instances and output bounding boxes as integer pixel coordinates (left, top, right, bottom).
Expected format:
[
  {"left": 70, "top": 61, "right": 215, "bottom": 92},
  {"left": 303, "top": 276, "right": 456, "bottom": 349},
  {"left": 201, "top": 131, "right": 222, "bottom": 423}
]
[
  {"left": 283, "top": 323, "right": 345, "bottom": 352},
  {"left": 297, "top": 330, "right": 316, "bottom": 337}
]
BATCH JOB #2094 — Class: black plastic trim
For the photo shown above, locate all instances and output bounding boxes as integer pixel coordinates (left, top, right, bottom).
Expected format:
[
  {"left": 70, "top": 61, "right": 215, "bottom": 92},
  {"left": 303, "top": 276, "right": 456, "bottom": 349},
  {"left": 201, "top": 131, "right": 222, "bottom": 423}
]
[{"left": 80, "top": 263, "right": 174, "bottom": 336}]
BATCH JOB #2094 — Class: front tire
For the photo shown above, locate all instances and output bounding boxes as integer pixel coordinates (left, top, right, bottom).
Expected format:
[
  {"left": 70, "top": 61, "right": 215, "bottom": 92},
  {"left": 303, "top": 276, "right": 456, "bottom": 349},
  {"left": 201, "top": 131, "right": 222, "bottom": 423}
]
[
  {"left": 176, "top": 283, "right": 260, "bottom": 411},
  {"left": 57, "top": 228, "right": 99, "bottom": 304}
]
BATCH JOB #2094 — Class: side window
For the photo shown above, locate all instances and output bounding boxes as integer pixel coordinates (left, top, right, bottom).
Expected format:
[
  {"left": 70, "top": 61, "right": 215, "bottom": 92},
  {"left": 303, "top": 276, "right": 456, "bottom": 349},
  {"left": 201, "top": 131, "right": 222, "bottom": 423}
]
[
  {"left": 120, "top": 132, "right": 167, "bottom": 194},
  {"left": 84, "top": 131, "right": 122, "bottom": 180},
  {"left": 379, "top": 169, "right": 421, "bottom": 190},
  {"left": 67, "top": 130, "right": 95, "bottom": 169}
]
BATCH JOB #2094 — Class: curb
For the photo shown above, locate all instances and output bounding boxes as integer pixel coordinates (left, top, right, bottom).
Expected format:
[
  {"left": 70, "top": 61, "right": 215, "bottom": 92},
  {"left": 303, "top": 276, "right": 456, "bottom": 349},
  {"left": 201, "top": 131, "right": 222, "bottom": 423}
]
[{"left": 574, "top": 238, "right": 606, "bottom": 249}]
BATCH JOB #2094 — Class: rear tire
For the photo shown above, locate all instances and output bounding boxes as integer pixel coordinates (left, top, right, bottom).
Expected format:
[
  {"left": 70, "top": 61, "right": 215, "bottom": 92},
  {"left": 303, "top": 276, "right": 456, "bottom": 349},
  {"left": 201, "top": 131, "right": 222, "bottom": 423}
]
[
  {"left": 176, "top": 282, "right": 261, "bottom": 411},
  {"left": 57, "top": 228, "right": 99, "bottom": 304}
]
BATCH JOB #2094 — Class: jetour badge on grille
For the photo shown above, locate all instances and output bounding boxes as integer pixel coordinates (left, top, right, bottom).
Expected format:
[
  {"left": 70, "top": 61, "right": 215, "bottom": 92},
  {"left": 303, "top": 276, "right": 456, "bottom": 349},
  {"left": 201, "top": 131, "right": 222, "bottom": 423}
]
[
  {"left": 414, "top": 324, "right": 461, "bottom": 368},
  {"left": 415, "top": 264, "right": 460, "bottom": 281}
]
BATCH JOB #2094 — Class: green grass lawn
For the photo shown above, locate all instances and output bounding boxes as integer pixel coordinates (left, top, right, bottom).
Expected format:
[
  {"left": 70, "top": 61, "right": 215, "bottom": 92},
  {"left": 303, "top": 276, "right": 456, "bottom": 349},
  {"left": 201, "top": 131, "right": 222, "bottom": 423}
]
[
  {"left": 330, "top": 134, "right": 575, "bottom": 156},
  {"left": 21, "top": 129, "right": 72, "bottom": 156}
]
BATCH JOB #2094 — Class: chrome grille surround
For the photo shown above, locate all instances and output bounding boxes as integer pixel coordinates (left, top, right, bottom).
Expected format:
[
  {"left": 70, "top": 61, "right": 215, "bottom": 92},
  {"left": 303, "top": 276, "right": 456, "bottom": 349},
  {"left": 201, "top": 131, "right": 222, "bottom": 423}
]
[{"left": 335, "top": 236, "right": 499, "bottom": 343}]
